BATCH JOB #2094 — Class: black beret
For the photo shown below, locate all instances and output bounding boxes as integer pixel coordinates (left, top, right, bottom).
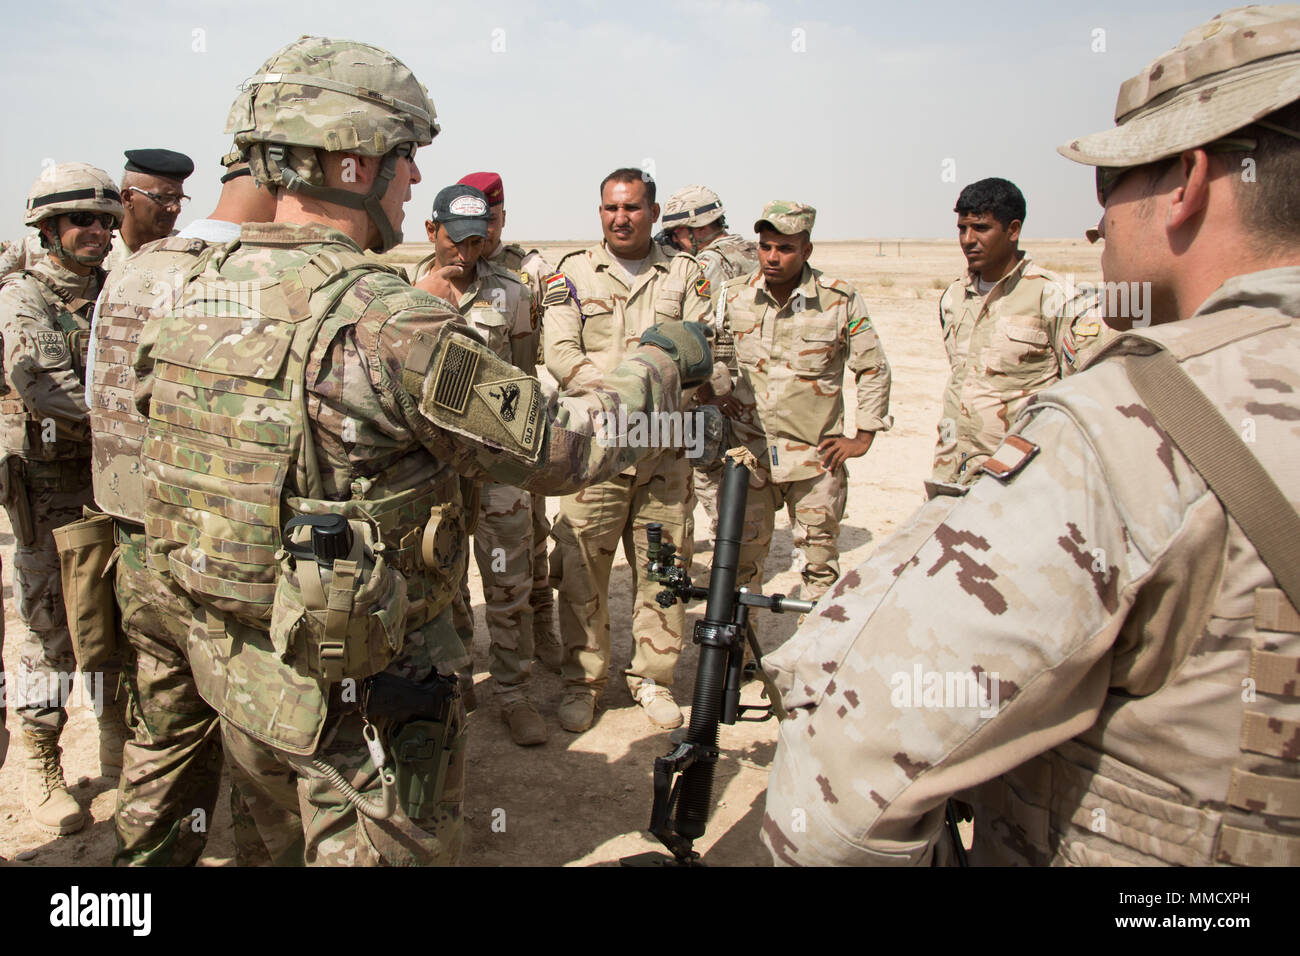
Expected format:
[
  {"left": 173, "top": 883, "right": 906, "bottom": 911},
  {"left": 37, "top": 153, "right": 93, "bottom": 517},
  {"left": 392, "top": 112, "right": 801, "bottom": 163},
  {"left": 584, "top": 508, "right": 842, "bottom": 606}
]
[{"left": 123, "top": 148, "right": 195, "bottom": 180}]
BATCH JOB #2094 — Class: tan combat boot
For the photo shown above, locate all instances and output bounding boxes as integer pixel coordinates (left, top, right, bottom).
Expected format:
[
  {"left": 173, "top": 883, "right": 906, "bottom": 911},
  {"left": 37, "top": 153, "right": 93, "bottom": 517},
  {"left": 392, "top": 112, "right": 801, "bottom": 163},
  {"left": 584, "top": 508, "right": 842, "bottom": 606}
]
[
  {"left": 557, "top": 688, "right": 598, "bottom": 733},
  {"left": 501, "top": 698, "right": 546, "bottom": 747},
  {"left": 97, "top": 692, "right": 131, "bottom": 780},
  {"left": 24, "top": 730, "right": 86, "bottom": 835},
  {"left": 531, "top": 588, "right": 563, "bottom": 673}
]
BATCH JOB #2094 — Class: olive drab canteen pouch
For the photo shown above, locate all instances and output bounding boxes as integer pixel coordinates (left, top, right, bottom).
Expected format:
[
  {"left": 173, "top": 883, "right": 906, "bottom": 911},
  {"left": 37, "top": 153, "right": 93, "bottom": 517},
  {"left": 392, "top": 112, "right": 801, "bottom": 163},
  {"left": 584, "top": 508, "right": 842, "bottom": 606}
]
[
  {"left": 52, "top": 506, "right": 120, "bottom": 672},
  {"left": 271, "top": 514, "right": 408, "bottom": 683}
]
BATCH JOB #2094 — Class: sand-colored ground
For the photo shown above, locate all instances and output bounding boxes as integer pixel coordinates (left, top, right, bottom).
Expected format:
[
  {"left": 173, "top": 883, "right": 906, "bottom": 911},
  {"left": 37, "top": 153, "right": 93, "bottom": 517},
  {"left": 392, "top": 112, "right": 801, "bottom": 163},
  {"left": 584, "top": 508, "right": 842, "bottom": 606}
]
[{"left": 0, "top": 238, "right": 1100, "bottom": 867}]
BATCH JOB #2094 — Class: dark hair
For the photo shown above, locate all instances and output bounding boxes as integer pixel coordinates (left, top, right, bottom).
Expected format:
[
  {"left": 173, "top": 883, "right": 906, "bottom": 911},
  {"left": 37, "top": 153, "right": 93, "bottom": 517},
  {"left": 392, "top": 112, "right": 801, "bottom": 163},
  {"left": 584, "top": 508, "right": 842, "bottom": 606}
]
[
  {"left": 954, "top": 177, "right": 1026, "bottom": 228},
  {"left": 1217, "top": 99, "right": 1300, "bottom": 249},
  {"left": 600, "top": 167, "right": 655, "bottom": 205}
]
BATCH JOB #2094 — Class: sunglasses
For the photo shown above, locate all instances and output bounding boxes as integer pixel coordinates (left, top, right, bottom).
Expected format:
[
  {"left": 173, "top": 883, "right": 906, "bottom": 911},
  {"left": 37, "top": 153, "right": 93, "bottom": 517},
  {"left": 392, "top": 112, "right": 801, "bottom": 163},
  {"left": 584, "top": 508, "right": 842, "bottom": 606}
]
[
  {"left": 66, "top": 211, "right": 116, "bottom": 228},
  {"left": 1095, "top": 136, "right": 1258, "bottom": 206}
]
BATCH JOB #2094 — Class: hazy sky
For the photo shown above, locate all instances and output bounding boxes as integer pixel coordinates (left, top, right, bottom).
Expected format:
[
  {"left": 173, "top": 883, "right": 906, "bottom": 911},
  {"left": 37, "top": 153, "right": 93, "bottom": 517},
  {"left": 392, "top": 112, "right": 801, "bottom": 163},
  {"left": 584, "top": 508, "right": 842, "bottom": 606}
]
[{"left": 0, "top": 0, "right": 1227, "bottom": 242}]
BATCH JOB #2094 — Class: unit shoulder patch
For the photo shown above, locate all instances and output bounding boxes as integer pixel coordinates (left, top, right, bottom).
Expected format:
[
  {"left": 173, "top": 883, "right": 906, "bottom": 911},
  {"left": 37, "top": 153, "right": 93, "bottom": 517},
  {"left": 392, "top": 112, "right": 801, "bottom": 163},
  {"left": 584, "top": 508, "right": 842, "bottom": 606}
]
[
  {"left": 847, "top": 314, "right": 873, "bottom": 336},
  {"left": 980, "top": 434, "right": 1040, "bottom": 482},
  {"left": 36, "top": 330, "right": 68, "bottom": 361},
  {"left": 695, "top": 276, "right": 711, "bottom": 298}
]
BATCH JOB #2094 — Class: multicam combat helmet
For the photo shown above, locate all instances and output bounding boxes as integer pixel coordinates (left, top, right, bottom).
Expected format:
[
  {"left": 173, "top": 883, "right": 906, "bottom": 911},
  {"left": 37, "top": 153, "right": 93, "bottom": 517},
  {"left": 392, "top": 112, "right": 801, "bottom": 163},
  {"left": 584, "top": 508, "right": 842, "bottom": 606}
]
[
  {"left": 226, "top": 35, "right": 440, "bottom": 252},
  {"left": 24, "top": 162, "right": 123, "bottom": 266}
]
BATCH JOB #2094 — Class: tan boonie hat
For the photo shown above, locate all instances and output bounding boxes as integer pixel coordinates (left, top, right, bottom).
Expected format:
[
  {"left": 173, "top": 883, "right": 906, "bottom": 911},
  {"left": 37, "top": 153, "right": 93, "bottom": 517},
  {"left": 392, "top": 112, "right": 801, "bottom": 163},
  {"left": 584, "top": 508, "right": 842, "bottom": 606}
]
[
  {"left": 1060, "top": 5, "right": 1300, "bottom": 167},
  {"left": 663, "top": 185, "right": 724, "bottom": 228},
  {"left": 755, "top": 200, "right": 816, "bottom": 235}
]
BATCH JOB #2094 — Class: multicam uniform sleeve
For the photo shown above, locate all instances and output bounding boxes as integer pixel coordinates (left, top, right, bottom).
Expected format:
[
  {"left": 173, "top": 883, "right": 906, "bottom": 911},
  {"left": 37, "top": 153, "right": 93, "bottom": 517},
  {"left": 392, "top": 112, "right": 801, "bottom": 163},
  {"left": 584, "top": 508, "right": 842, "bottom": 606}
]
[
  {"left": 759, "top": 400, "right": 1147, "bottom": 866},
  {"left": 845, "top": 291, "right": 892, "bottom": 432},
  {"left": 0, "top": 281, "right": 90, "bottom": 434},
  {"left": 542, "top": 272, "right": 604, "bottom": 393},
  {"left": 368, "top": 288, "right": 686, "bottom": 498}
]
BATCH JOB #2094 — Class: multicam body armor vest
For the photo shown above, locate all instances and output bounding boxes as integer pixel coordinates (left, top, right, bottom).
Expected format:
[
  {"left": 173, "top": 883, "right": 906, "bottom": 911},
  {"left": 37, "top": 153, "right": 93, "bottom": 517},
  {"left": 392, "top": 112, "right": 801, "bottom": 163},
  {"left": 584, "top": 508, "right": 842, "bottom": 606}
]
[
  {"left": 697, "top": 233, "right": 758, "bottom": 286},
  {"left": 0, "top": 265, "right": 99, "bottom": 461},
  {"left": 91, "top": 236, "right": 211, "bottom": 521},
  {"left": 142, "top": 244, "right": 462, "bottom": 636}
]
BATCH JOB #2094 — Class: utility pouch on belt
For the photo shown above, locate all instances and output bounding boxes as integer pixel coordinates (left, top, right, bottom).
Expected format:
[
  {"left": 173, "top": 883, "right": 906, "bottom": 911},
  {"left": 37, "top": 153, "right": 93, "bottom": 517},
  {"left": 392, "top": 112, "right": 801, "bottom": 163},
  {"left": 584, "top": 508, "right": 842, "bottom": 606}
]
[
  {"left": 52, "top": 506, "right": 119, "bottom": 672},
  {"left": 364, "top": 670, "right": 461, "bottom": 819},
  {"left": 271, "top": 513, "right": 409, "bottom": 684}
]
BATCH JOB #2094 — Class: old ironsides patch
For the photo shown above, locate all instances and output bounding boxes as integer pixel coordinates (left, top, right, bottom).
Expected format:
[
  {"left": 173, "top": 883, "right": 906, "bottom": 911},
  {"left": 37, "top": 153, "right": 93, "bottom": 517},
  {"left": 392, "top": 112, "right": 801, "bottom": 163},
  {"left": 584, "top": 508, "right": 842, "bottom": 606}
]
[
  {"left": 36, "top": 330, "right": 68, "bottom": 361},
  {"left": 473, "top": 376, "right": 541, "bottom": 449},
  {"left": 433, "top": 339, "right": 479, "bottom": 414}
]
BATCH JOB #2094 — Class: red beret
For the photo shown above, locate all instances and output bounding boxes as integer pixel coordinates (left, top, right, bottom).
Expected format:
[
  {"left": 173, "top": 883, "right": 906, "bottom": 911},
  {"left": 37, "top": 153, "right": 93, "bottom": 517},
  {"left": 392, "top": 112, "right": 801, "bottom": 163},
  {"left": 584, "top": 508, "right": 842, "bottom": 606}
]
[{"left": 458, "top": 171, "right": 504, "bottom": 206}]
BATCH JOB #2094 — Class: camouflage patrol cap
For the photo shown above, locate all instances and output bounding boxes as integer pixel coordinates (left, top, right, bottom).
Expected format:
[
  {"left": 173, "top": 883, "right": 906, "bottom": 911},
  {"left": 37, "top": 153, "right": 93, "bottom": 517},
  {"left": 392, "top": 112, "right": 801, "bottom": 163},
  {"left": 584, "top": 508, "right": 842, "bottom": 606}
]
[
  {"left": 24, "top": 162, "right": 123, "bottom": 227},
  {"left": 663, "top": 185, "right": 724, "bottom": 228},
  {"left": 755, "top": 200, "right": 816, "bottom": 236},
  {"left": 1060, "top": 5, "right": 1300, "bottom": 167}
]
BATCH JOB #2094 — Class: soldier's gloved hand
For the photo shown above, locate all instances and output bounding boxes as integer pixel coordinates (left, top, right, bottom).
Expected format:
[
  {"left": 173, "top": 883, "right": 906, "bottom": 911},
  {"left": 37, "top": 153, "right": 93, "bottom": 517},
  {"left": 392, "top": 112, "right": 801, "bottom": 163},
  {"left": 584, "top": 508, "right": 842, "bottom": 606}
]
[{"left": 639, "top": 321, "right": 712, "bottom": 388}]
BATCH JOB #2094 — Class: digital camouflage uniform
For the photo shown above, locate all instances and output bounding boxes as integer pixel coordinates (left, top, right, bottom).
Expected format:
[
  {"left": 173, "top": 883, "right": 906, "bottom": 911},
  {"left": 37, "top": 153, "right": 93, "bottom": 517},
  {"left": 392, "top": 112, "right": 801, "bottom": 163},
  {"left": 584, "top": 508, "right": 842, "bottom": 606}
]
[
  {"left": 0, "top": 232, "right": 45, "bottom": 278},
  {"left": 763, "top": 270, "right": 1300, "bottom": 866},
  {"left": 544, "top": 241, "right": 710, "bottom": 702},
  {"left": 412, "top": 251, "right": 542, "bottom": 701},
  {"left": 691, "top": 232, "right": 759, "bottom": 536},
  {"left": 723, "top": 263, "right": 892, "bottom": 604},
  {"left": 933, "top": 254, "right": 1109, "bottom": 489},
  {"left": 92, "top": 232, "right": 281, "bottom": 866},
  {"left": 763, "top": 6, "right": 1300, "bottom": 867},
  {"left": 0, "top": 254, "right": 109, "bottom": 736}
]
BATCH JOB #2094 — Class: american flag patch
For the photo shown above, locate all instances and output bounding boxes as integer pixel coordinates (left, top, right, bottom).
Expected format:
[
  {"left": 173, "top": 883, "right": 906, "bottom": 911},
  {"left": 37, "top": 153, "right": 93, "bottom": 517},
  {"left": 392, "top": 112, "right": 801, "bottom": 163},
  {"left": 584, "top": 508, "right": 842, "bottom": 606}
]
[
  {"left": 980, "top": 434, "right": 1039, "bottom": 482},
  {"left": 847, "top": 315, "right": 872, "bottom": 336}
]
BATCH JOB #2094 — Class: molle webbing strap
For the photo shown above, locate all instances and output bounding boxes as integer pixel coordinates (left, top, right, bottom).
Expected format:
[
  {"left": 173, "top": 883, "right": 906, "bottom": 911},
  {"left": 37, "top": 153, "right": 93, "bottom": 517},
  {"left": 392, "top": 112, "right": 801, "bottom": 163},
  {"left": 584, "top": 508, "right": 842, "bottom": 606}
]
[{"left": 1124, "top": 347, "right": 1300, "bottom": 617}]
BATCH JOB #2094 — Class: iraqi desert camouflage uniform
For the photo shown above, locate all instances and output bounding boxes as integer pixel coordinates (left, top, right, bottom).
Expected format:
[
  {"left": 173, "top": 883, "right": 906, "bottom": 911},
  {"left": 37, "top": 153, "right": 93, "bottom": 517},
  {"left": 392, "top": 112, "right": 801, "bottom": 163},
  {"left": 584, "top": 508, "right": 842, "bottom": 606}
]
[
  {"left": 544, "top": 241, "right": 710, "bottom": 696},
  {"left": 0, "top": 253, "right": 117, "bottom": 736},
  {"left": 762, "top": 267, "right": 1300, "bottom": 866},
  {"left": 413, "top": 252, "right": 542, "bottom": 701},
  {"left": 723, "top": 264, "right": 892, "bottom": 605},
  {"left": 932, "top": 253, "right": 1109, "bottom": 488},
  {"left": 139, "top": 222, "right": 691, "bottom": 865},
  {"left": 487, "top": 241, "right": 557, "bottom": 634},
  {"left": 692, "top": 233, "right": 760, "bottom": 536},
  {"left": 91, "top": 233, "right": 283, "bottom": 866}
]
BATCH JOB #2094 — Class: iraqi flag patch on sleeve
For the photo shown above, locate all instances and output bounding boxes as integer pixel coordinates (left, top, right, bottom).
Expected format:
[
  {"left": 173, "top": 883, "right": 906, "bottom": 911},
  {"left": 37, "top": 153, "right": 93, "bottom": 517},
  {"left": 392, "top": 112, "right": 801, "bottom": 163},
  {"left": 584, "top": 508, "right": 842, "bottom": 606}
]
[{"left": 542, "top": 273, "right": 576, "bottom": 308}]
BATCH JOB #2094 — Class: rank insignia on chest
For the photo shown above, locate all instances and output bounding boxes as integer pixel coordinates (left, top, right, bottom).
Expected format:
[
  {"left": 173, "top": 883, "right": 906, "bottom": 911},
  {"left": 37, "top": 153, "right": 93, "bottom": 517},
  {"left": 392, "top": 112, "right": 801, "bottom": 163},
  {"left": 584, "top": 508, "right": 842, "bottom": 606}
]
[
  {"left": 36, "top": 330, "right": 68, "bottom": 361},
  {"left": 695, "top": 277, "right": 711, "bottom": 297},
  {"left": 847, "top": 315, "right": 872, "bottom": 336}
]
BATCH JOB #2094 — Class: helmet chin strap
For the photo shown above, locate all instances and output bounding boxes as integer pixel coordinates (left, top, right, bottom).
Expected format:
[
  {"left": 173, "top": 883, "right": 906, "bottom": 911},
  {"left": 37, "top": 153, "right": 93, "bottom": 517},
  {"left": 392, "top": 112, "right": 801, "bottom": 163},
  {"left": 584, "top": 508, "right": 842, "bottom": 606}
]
[
  {"left": 43, "top": 227, "right": 107, "bottom": 268},
  {"left": 268, "top": 146, "right": 402, "bottom": 252}
]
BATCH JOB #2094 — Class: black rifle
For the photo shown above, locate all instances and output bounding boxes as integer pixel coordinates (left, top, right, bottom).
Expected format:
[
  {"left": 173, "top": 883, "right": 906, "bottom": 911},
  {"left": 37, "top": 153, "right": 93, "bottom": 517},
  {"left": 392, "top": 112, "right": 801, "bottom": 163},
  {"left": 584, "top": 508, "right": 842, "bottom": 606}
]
[{"left": 622, "top": 454, "right": 813, "bottom": 866}]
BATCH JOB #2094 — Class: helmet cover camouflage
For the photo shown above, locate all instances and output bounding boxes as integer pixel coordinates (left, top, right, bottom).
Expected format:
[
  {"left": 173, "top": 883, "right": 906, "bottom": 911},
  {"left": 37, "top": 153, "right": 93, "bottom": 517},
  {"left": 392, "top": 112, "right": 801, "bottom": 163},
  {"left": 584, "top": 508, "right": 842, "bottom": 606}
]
[
  {"left": 663, "top": 185, "right": 725, "bottom": 229},
  {"left": 226, "top": 36, "right": 440, "bottom": 252},
  {"left": 24, "top": 162, "right": 123, "bottom": 228}
]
